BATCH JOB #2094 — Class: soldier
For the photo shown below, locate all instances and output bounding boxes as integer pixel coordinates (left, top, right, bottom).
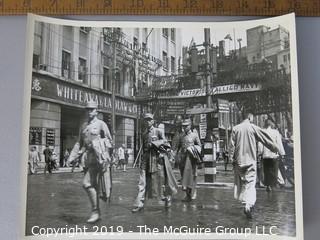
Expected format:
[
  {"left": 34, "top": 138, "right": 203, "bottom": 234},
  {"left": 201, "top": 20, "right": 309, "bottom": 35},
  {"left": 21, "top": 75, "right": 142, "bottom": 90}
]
[
  {"left": 179, "top": 119, "right": 202, "bottom": 202},
  {"left": 78, "top": 100, "right": 112, "bottom": 223},
  {"left": 132, "top": 113, "right": 177, "bottom": 213}
]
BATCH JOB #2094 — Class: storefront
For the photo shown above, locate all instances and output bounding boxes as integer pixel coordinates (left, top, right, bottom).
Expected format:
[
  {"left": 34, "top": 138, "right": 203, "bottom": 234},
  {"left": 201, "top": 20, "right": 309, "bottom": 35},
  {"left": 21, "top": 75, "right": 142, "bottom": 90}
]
[{"left": 29, "top": 72, "right": 138, "bottom": 165}]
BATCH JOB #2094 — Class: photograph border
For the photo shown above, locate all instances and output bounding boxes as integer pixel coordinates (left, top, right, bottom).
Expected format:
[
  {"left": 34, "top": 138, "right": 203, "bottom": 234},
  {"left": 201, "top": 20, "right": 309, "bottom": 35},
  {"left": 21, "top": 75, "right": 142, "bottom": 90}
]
[{"left": 20, "top": 13, "right": 303, "bottom": 240}]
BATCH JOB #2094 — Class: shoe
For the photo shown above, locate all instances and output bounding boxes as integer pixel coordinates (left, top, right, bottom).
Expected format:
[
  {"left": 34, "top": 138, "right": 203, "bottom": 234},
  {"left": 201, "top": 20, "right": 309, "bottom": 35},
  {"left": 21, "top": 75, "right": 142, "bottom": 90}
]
[
  {"left": 132, "top": 206, "right": 144, "bottom": 213},
  {"left": 243, "top": 206, "right": 253, "bottom": 219},
  {"left": 87, "top": 210, "right": 100, "bottom": 223}
]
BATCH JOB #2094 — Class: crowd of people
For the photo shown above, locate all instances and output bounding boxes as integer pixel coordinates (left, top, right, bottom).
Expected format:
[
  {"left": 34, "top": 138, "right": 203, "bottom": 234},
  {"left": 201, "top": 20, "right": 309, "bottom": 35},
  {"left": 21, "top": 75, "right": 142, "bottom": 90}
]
[{"left": 28, "top": 99, "right": 294, "bottom": 222}]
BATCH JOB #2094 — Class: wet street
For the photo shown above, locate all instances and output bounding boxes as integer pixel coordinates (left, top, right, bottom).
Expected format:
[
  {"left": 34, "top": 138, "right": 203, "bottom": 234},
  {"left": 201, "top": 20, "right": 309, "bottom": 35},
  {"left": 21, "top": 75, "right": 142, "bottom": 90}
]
[{"left": 25, "top": 166, "right": 296, "bottom": 237}]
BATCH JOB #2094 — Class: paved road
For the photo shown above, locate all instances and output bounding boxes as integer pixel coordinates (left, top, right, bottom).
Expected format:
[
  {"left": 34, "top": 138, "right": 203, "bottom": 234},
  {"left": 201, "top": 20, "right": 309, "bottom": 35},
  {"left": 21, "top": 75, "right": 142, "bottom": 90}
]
[{"left": 25, "top": 167, "right": 296, "bottom": 237}]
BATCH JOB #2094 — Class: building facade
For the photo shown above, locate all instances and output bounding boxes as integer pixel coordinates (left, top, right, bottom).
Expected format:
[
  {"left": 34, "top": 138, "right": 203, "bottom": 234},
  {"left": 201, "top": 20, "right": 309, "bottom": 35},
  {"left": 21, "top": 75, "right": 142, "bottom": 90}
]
[{"left": 30, "top": 22, "right": 182, "bottom": 164}]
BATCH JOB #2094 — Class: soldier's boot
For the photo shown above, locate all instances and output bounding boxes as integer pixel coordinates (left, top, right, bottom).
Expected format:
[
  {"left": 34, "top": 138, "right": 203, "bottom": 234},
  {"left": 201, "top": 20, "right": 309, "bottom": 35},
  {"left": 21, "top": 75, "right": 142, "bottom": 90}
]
[
  {"left": 85, "top": 187, "right": 101, "bottom": 223},
  {"left": 182, "top": 188, "right": 192, "bottom": 202}
]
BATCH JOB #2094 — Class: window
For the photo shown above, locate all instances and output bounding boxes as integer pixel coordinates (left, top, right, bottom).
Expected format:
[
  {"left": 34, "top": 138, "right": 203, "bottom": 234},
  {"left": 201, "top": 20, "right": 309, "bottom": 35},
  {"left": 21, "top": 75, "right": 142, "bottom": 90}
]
[
  {"left": 115, "top": 72, "right": 120, "bottom": 94},
  {"left": 252, "top": 56, "right": 256, "bottom": 63},
  {"left": 33, "top": 54, "right": 40, "bottom": 69},
  {"left": 162, "top": 28, "right": 168, "bottom": 38},
  {"left": 103, "top": 67, "right": 111, "bottom": 91},
  {"left": 33, "top": 22, "right": 42, "bottom": 68},
  {"left": 80, "top": 27, "right": 91, "bottom": 33},
  {"left": 171, "top": 28, "right": 175, "bottom": 42},
  {"left": 62, "top": 50, "right": 71, "bottom": 79},
  {"left": 127, "top": 136, "right": 132, "bottom": 149},
  {"left": 171, "top": 56, "right": 176, "bottom": 73},
  {"left": 78, "top": 58, "right": 87, "bottom": 83},
  {"left": 283, "top": 54, "right": 287, "bottom": 63},
  {"left": 162, "top": 51, "right": 168, "bottom": 70}
]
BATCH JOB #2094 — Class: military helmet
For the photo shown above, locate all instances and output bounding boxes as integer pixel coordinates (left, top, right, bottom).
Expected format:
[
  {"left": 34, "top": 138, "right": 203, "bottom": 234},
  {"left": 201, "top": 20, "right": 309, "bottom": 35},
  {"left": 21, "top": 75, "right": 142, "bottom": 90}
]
[
  {"left": 143, "top": 113, "right": 154, "bottom": 120},
  {"left": 182, "top": 119, "right": 192, "bottom": 126}
]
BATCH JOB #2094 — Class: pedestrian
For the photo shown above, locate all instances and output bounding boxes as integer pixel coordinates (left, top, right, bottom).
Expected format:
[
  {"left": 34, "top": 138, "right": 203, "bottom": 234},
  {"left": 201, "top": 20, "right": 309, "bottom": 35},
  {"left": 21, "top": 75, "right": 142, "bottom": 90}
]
[
  {"left": 229, "top": 112, "right": 279, "bottom": 219},
  {"left": 178, "top": 118, "right": 202, "bottom": 202},
  {"left": 260, "top": 119, "right": 286, "bottom": 192},
  {"left": 43, "top": 145, "right": 52, "bottom": 174},
  {"left": 50, "top": 149, "right": 59, "bottom": 171},
  {"left": 28, "top": 146, "right": 40, "bottom": 174},
  {"left": 124, "top": 147, "right": 129, "bottom": 172},
  {"left": 132, "top": 113, "right": 178, "bottom": 213},
  {"left": 63, "top": 149, "right": 70, "bottom": 167},
  {"left": 117, "top": 144, "right": 126, "bottom": 171},
  {"left": 77, "top": 100, "right": 113, "bottom": 223},
  {"left": 171, "top": 115, "right": 184, "bottom": 181}
]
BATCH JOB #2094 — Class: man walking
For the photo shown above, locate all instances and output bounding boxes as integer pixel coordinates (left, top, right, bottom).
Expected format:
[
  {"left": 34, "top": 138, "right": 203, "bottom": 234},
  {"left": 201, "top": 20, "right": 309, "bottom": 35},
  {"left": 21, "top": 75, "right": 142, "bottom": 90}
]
[
  {"left": 179, "top": 119, "right": 202, "bottom": 202},
  {"left": 28, "top": 146, "right": 40, "bottom": 174},
  {"left": 132, "top": 113, "right": 177, "bottom": 212},
  {"left": 78, "top": 100, "right": 112, "bottom": 223},
  {"left": 229, "top": 112, "right": 279, "bottom": 219},
  {"left": 118, "top": 144, "right": 126, "bottom": 171},
  {"left": 43, "top": 145, "right": 52, "bottom": 174},
  {"left": 260, "top": 119, "right": 285, "bottom": 192}
]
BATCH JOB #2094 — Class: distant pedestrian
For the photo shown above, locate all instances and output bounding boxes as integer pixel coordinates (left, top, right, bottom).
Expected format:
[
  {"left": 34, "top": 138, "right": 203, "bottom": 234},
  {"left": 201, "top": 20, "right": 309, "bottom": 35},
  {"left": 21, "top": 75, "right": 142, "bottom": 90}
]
[
  {"left": 28, "top": 146, "right": 40, "bottom": 174},
  {"left": 118, "top": 144, "right": 127, "bottom": 171},
  {"left": 43, "top": 145, "right": 52, "bottom": 174},
  {"left": 259, "top": 119, "right": 285, "bottom": 192},
  {"left": 171, "top": 115, "right": 184, "bottom": 181},
  {"left": 63, "top": 149, "right": 70, "bottom": 167},
  {"left": 124, "top": 147, "right": 129, "bottom": 171},
  {"left": 229, "top": 112, "right": 279, "bottom": 219}
]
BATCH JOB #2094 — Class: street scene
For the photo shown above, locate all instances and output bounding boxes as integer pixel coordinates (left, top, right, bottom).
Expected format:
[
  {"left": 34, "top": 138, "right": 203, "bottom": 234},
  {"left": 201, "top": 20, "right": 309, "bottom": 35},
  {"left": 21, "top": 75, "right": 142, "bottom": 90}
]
[{"left": 25, "top": 15, "right": 297, "bottom": 238}]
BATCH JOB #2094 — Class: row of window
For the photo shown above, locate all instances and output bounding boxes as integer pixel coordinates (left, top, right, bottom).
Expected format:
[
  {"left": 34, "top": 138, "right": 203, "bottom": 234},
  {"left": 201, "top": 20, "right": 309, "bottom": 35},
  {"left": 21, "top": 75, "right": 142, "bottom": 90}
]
[
  {"left": 162, "top": 28, "right": 176, "bottom": 42},
  {"left": 162, "top": 52, "right": 176, "bottom": 73}
]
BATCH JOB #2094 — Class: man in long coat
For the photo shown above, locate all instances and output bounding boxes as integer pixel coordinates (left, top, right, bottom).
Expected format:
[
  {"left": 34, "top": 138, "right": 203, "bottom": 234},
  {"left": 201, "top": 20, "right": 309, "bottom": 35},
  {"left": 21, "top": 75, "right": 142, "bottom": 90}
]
[
  {"left": 229, "top": 112, "right": 279, "bottom": 218},
  {"left": 78, "top": 100, "right": 112, "bottom": 223},
  {"left": 132, "top": 113, "right": 178, "bottom": 212},
  {"left": 179, "top": 119, "right": 202, "bottom": 202}
]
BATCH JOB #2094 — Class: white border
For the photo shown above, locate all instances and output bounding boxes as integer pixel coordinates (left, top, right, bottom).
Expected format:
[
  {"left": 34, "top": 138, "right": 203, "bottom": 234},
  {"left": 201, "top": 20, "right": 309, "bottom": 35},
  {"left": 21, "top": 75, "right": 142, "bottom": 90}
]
[{"left": 20, "top": 13, "right": 303, "bottom": 240}]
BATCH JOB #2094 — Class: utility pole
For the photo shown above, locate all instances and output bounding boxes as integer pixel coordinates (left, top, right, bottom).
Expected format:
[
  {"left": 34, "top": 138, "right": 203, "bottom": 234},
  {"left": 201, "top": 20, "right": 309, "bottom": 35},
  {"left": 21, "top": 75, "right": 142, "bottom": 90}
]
[
  {"left": 204, "top": 28, "right": 212, "bottom": 108},
  {"left": 111, "top": 28, "right": 117, "bottom": 146}
]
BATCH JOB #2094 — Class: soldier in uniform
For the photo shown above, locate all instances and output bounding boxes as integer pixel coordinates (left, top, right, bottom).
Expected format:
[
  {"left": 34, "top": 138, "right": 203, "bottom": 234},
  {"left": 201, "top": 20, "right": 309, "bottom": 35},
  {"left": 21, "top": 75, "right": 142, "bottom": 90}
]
[
  {"left": 78, "top": 100, "right": 112, "bottom": 223},
  {"left": 132, "top": 113, "right": 177, "bottom": 212},
  {"left": 179, "top": 119, "right": 202, "bottom": 202}
]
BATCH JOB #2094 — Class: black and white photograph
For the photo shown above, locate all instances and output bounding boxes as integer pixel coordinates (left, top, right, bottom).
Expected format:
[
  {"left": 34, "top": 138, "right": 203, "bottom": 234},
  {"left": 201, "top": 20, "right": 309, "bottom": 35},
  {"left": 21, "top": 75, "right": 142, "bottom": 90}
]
[{"left": 21, "top": 13, "right": 303, "bottom": 239}]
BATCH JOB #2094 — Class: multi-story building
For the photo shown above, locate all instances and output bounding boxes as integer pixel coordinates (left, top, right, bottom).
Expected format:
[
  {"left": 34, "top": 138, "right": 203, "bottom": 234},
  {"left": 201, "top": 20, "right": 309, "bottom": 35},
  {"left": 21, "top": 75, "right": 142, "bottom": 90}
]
[
  {"left": 30, "top": 22, "right": 181, "bottom": 164},
  {"left": 246, "top": 25, "right": 290, "bottom": 70},
  {"left": 246, "top": 25, "right": 291, "bottom": 133}
]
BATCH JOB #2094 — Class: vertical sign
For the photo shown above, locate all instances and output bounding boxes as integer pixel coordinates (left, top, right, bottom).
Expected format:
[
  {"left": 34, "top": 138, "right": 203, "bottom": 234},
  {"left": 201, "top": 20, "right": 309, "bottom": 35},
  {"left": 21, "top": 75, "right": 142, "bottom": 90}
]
[
  {"left": 46, "top": 128, "right": 55, "bottom": 146},
  {"left": 199, "top": 114, "right": 207, "bottom": 139},
  {"left": 29, "top": 127, "right": 42, "bottom": 145}
]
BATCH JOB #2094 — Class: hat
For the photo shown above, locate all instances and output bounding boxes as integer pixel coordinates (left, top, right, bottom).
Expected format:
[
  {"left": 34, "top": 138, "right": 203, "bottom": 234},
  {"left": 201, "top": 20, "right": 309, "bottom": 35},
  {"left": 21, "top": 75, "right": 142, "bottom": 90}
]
[
  {"left": 182, "top": 119, "right": 192, "bottom": 126},
  {"left": 85, "top": 100, "right": 98, "bottom": 109},
  {"left": 143, "top": 113, "right": 154, "bottom": 120}
]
